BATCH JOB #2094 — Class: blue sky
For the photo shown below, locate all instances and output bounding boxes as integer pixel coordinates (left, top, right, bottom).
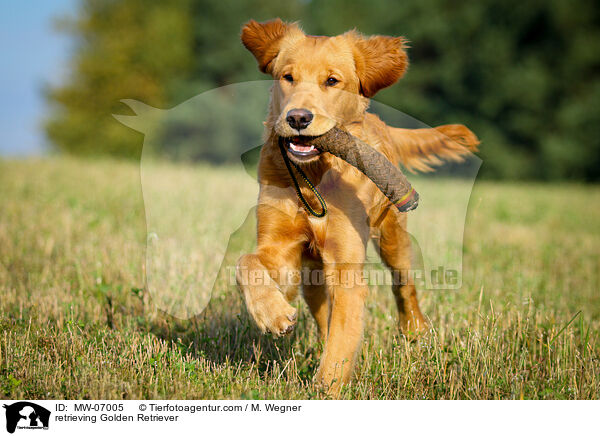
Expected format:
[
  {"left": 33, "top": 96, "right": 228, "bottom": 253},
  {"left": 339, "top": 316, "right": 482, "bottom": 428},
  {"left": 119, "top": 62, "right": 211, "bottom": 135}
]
[{"left": 0, "top": 0, "right": 76, "bottom": 156}]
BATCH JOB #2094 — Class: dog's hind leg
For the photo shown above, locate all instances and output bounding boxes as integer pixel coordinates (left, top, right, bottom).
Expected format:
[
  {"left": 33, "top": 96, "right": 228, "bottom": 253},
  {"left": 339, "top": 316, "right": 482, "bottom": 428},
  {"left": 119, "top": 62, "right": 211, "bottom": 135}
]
[{"left": 375, "top": 211, "right": 428, "bottom": 336}]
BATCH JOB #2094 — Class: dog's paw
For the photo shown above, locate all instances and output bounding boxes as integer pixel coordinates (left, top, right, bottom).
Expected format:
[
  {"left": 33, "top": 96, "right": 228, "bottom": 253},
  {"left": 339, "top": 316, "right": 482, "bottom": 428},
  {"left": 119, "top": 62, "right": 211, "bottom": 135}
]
[
  {"left": 399, "top": 311, "right": 429, "bottom": 340},
  {"left": 248, "top": 291, "right": 297, "bottom": 337},
  {"left": 314, "top": 368, "right": 342, "bottom": 398}
]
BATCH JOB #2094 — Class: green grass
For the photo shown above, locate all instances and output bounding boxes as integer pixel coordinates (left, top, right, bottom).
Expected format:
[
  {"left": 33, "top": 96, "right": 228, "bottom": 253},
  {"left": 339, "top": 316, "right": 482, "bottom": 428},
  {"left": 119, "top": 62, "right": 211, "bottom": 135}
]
[{"left": 0, "top": 156, "right": 599, "bottom": 399}]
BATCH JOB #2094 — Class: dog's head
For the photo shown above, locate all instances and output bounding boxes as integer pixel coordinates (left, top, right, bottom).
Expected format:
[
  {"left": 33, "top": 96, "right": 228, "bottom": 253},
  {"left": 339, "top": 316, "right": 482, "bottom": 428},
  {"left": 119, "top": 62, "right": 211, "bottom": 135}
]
[{"left": 241, "top": 19, "right": 408, "bottom": 163}]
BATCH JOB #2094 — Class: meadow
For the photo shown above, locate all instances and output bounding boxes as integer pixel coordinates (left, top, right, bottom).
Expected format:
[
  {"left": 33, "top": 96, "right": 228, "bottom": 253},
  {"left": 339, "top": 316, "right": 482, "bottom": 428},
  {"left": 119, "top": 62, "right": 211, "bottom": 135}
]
[{"left": 0, "top": 157, "right": 598, "bottom": 399}]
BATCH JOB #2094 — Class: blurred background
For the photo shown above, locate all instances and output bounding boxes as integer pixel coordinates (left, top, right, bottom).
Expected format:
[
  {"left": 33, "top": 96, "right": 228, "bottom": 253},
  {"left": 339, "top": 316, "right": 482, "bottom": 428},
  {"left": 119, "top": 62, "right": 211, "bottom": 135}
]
[{"left": 2, "top": 0, "right": 600, "bottom": 180}]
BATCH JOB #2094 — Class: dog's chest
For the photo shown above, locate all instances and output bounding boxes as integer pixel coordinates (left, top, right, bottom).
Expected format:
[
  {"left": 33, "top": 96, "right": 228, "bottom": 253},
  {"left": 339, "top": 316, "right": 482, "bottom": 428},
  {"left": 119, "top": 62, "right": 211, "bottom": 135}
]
[{"left": 300, "top": 171, "right": 375, "bottom": 256}]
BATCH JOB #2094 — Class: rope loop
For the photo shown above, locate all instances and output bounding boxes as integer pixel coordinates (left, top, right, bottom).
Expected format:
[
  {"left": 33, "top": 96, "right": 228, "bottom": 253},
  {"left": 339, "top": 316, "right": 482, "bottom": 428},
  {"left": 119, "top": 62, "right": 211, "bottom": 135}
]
[{"left": 277, "top": 137, "right": 327, "bottom": 218}]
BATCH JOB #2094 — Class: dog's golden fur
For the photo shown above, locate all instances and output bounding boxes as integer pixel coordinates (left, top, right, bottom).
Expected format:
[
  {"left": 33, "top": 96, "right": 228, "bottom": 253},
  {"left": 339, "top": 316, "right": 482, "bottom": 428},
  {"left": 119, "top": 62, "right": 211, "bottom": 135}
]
[{"left": 237, "top": 18, "right": 479, "bottom": 395}]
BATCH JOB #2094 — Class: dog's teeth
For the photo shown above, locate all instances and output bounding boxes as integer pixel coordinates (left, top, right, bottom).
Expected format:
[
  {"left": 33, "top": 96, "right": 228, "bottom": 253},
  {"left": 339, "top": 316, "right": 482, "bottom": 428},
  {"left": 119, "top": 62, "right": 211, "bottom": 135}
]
[{"left": 290, "top": 143, "right": 315, "bottom": 152}]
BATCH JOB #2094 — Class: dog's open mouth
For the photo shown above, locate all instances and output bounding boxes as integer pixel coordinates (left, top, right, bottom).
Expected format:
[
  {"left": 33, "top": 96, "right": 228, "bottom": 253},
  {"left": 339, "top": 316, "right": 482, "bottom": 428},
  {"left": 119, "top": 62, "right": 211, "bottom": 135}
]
[{"left": 283, "top": 136, "right": 321, "bottom": 160}]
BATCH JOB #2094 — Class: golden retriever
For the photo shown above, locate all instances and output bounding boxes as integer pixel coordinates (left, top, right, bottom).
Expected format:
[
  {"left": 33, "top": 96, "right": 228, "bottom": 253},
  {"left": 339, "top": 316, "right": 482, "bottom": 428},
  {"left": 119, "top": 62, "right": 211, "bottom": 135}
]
[{"left": 236, "top": 18, "right": 479, "bottom": 395}]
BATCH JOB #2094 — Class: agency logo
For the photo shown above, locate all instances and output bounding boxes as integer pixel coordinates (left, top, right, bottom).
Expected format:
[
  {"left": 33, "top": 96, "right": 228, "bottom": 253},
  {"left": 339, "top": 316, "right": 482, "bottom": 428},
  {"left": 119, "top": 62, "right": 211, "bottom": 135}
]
[
  {"left": 114, "top": 81, "right": 481, "bottom": 319},
  {"left": 2, "top": 402, "right": 50, "bottom": 434}
]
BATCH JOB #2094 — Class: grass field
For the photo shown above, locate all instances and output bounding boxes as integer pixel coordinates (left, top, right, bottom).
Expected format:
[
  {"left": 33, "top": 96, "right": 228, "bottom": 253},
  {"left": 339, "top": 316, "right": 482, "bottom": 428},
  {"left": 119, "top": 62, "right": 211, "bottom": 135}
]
[{"left": 0, "top": 157, "right": 599, "bottom": 399}]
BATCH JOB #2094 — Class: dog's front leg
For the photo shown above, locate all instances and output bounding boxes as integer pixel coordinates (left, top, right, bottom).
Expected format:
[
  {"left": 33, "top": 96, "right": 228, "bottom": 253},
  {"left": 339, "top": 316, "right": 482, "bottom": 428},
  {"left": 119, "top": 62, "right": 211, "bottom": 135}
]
[
  {"left": 236, "top": 204, "right": 305, "bottom": 337},
  {"left": 315, "top": 262, "right": 368, "bottom": 396},
  {"left": 236, "top": 247, "right": 301, "bottom": 337}
]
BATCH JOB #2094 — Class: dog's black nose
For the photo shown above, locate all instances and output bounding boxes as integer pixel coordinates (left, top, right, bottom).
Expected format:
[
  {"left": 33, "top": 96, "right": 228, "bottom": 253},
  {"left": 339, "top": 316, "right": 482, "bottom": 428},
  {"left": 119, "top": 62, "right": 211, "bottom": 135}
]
[{"left": 286, "top": 109, "right": 313, "bottom": 131}]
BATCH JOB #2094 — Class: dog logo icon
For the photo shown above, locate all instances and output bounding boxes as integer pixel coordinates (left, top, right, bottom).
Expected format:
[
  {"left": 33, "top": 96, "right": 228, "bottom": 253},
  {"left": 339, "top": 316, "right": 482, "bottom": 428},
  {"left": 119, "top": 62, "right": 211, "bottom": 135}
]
[{"left": 2, "top": 402, "right": 50, "bottom": 433}]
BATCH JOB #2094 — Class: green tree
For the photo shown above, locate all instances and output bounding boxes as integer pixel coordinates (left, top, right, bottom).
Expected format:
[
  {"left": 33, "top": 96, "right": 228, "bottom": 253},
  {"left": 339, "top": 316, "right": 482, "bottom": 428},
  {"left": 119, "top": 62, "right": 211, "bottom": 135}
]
[
  {"left": 302, "top": 0, "right": 600, "bottom": 180},
  {"left": 45, "top": 0, "right": 303, "bottom": 159},
  {"left": 46, "top": 0, "right": 600, "bottom": 180},
  {"left": 45, "top": 0, "right": 195, "bottom": 158}
]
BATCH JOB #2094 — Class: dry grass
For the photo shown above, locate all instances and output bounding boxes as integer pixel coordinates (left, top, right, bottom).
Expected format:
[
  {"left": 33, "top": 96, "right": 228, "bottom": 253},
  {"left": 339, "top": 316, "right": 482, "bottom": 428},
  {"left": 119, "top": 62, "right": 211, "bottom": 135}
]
[{"left": 0, "top": 157, "right": 598, "bottom": 399}]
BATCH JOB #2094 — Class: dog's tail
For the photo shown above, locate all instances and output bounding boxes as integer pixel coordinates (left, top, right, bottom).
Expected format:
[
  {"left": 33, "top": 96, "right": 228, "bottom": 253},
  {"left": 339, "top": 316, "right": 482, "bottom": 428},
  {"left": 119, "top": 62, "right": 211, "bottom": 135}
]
[{"left": 387, "top": 124, "right": 480, "bottom": 172}]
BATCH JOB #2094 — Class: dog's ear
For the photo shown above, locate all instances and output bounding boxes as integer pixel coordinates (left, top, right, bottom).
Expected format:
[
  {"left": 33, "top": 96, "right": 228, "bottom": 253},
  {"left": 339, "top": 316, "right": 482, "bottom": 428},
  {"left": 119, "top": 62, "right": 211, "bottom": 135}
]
[
  {"left": 351, "top": 33, "right": 409, "bottom": 98},
  {"left": 241, "top": 19, "right": 297, "bottom": 74}
]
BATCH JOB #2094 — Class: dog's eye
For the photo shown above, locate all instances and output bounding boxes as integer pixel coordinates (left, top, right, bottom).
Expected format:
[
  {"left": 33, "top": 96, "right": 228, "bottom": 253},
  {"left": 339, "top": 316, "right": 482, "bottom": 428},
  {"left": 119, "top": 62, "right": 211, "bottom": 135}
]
[
  {"left": 326, "top": 77, "right": 339, "bottom": 86},
  {"left": 283, "top": 74, "right": 294, "bottom": 83}
]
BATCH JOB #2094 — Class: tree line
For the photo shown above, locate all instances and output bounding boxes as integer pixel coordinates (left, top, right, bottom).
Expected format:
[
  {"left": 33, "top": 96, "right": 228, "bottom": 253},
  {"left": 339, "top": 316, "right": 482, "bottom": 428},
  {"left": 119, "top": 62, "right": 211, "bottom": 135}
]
[{"left": 45, "top": 0, "right": 600, "bottom": 180}]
